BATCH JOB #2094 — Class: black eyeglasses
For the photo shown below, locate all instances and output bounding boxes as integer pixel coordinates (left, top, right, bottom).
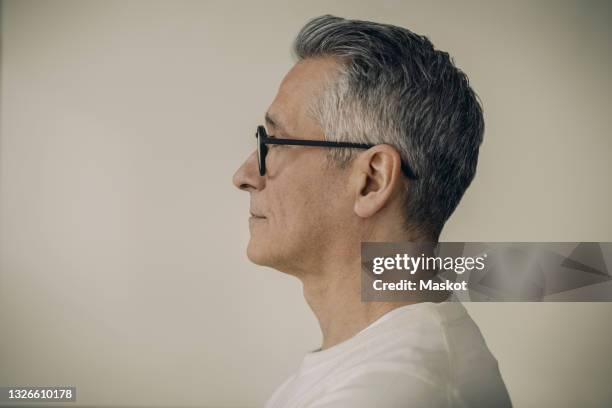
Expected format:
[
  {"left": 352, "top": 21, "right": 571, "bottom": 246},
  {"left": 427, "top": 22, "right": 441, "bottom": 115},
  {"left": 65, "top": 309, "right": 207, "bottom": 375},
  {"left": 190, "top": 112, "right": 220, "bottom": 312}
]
[{"left": 255, "top": 125, "right": 418, "bottom": 179}]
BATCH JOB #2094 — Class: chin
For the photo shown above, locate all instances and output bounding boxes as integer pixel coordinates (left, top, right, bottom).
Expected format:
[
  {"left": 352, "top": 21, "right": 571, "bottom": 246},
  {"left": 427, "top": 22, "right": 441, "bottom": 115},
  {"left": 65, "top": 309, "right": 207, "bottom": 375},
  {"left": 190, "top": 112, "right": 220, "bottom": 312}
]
[
  {"left": 246, "top": 239, "right": 295, "bottom": 274},
  {"left": 246, "top": 240, "right": 273, "bottom": 267}
]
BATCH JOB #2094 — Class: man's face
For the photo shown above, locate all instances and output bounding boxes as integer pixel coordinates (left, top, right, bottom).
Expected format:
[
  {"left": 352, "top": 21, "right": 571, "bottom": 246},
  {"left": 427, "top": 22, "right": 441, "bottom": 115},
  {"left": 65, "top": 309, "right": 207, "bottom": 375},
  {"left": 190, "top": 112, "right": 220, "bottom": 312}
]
[{"left": 232, "top": 58, "right": 353, "bottom": 274}]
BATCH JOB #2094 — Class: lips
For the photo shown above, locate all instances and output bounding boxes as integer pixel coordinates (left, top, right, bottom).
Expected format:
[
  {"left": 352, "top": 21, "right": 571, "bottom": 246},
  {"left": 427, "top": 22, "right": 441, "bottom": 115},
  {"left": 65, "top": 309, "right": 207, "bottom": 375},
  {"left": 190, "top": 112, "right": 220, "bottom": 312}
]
[{"left": 250, "top": 211, "right": 266, "bottom": 218}]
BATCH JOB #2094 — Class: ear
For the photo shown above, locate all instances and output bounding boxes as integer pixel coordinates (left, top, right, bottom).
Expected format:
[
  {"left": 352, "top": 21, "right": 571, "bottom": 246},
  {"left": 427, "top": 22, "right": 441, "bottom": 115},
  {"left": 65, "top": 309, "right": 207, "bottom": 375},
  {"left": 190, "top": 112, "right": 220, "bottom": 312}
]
[{"left": 351, "top": 145, "right": 404, "bottom": 218}]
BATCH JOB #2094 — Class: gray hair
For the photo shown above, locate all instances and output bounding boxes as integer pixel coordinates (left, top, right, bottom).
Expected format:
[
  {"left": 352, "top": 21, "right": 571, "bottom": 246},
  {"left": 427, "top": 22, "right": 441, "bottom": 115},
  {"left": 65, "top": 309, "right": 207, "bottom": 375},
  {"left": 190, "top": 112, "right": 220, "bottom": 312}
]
[{"left": 293, "top": 15, "right": 484, "bottom": 240}]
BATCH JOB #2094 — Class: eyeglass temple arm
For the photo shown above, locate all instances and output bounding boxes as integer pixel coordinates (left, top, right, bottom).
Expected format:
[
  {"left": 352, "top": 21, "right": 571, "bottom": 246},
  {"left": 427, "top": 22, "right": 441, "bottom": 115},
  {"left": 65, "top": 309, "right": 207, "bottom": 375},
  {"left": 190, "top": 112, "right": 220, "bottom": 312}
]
[
  {"left": 264, "top": 138, "right": 373, "bottom": 149},
  {"left": 262, "top": 137, "right": 418, "bottom": 180}
]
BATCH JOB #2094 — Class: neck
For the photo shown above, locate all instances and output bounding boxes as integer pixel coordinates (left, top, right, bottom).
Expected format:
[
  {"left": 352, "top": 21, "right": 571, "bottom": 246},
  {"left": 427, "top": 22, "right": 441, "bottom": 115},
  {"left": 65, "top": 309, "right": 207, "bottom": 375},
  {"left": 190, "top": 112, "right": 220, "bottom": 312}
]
[
  {"left": 298, "top": 226, "right": 428, "bottom": 351},
  {"left": 301, "top": 269, "right": 415, "bottom": 350}
]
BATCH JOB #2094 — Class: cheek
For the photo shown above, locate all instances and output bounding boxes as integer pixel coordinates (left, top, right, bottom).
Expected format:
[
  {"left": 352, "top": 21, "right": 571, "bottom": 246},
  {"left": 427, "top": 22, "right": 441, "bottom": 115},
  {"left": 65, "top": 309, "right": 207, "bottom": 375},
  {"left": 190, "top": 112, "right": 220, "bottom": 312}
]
[
  {"left": 266, "top": 152, "right": 352, "bottom": 236},
  {"left": 275, "top": 177, "right": 347, "bottom": 233},
  {"left": 266, "top": 178, "right": 315, "bottom": 233},
  {"left": 271, "top": 184, "right": 309, "bottom": 226}
]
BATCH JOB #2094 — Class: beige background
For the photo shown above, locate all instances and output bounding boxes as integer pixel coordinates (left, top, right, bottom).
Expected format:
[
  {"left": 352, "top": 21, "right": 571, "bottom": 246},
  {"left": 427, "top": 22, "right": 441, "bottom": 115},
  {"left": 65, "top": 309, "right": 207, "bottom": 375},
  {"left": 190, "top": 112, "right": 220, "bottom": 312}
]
[{"left": 1, "top": 0, "right": 611, "bottom": 407}]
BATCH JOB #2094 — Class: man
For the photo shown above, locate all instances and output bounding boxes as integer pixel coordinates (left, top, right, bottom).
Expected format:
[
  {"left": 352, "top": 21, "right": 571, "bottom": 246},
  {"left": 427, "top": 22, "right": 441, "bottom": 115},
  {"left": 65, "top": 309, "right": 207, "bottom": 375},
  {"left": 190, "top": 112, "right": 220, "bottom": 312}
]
[{"left": 233, "top": 15, "right": 511, "bottom": 408}]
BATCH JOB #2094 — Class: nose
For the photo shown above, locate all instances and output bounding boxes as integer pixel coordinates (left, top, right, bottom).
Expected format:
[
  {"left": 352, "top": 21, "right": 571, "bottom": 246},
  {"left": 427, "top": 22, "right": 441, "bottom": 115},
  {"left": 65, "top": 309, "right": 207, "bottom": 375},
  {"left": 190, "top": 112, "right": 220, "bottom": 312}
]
[{"left": 232, "top": 150, "right": 264, "bottom": 192}]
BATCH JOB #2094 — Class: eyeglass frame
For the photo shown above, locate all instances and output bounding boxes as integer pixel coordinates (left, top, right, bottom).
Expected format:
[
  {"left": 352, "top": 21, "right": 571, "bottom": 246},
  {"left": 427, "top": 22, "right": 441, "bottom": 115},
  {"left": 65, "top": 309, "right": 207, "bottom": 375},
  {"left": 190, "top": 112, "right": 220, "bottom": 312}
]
[{"left": 255, "top": 125, "right": 418, "bottom": 179}]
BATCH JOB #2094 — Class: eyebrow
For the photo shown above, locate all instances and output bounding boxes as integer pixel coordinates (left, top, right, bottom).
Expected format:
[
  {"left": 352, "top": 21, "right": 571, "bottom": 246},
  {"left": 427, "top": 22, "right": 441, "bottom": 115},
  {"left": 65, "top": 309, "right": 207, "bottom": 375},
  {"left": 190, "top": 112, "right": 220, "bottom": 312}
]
[{"left": 264, "top": 112, "right": 291, "bottom": 137}]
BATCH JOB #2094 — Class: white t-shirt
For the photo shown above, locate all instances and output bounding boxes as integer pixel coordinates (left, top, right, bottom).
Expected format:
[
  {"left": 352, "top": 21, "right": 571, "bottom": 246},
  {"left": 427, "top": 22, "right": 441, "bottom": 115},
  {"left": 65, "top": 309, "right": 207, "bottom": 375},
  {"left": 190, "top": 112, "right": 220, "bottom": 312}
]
[{"left": 264, "top": 300, "right": 512, "bottom": 408}]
